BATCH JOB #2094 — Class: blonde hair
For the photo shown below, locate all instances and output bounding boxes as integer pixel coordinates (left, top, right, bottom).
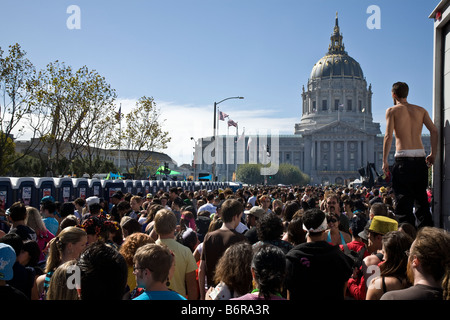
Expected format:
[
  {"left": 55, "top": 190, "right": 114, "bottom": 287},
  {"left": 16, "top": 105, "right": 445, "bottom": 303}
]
[
  {"left": 46, "top": 260, "right": 79, "bottom": 300},
  {"left": 25, "top": 206, "right": 47, "bottom": 234},
  {"left": 45, "top": 226, "right": 87, "bottom": 273},
  {"left": 154, "top": 209, "right": 177, "bottom": 235}
]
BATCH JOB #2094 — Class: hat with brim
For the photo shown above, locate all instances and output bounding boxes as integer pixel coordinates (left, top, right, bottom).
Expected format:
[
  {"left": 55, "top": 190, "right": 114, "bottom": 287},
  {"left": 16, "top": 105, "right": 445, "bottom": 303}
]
[
  {"left": 0, "top": 243, "right": 16, "bottom": 281},
  {"left": 368, "top": 216, "right": 398, "bottom": 235},
  {"left": 247, "top": 206, "right": 265, "bottom": 219},
  {"left": 358, "top": 220, "right": 371, "bottom": 241}
]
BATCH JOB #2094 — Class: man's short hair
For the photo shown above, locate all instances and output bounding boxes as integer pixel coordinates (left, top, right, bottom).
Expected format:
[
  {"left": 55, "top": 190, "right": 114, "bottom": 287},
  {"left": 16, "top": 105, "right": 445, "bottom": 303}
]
[
  {"left": 370, "top": 202, "right": 388, "bottom": 216},
  {"left": 154, "top": 209, "right": 177, "bottom": 235},
  {"left": 134, "top": 243, "right": 174, "bottom": 283},
  {"left": 392, "top": 82, "right": 409, "bottom": 99},
  {"left": 8, "top": 202, "right": 27, "bottom": 222},
  {"left": 302, "top": 208, "right": 326, "bottom": 235},
  {"left": 220, "top": 199, "right": 244, "bottom": 223},
  {"left": 42, "top": 200, "right": 57, "bottom": 214},
  {"left": 411, "top": 227, "right": 450, "bottom": 284}
]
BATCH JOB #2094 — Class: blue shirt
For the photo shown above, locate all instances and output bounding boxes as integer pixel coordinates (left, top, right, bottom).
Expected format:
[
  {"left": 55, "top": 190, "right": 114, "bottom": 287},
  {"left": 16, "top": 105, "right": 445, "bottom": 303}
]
[
  {"left": 42, "top": 217, "right": 59, "bottom": 236},
  {"left": 133, "top": 290, "right": 187, "bottom": 300}
]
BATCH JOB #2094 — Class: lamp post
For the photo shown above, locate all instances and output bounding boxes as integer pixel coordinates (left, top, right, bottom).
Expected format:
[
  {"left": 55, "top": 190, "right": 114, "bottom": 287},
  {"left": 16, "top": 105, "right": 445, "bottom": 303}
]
[{"left": 212, "top": 96, "right": 244, "bottom": 181}]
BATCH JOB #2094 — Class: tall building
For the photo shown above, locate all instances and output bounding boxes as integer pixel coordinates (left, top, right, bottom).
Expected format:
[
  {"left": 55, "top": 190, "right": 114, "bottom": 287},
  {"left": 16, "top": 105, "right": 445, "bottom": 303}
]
[{"left": 197, "top": 14, "right": 430, "bottom": 185}]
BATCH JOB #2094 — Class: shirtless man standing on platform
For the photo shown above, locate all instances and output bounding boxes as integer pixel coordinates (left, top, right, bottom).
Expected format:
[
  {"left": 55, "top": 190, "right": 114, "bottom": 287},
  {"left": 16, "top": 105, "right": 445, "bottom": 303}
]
[{"left": 382, "top": 82, "right": 438, "bottom": 229}]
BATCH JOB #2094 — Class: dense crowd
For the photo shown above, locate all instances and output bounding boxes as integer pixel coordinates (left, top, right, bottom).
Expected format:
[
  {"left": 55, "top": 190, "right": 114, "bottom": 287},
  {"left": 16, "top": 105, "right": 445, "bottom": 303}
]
[{"left": 0, "top": 184, "right": 449, "bottom": 301}]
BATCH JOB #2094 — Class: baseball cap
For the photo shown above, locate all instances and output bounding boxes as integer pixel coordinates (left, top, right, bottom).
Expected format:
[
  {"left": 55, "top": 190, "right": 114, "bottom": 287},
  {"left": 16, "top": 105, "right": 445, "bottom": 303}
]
[
  {"left": 40, "top": 196, "right": 55, "bottom": 204},
  {"left": 246, "top": 206, "right": 265, "bottom": 219},
  {"left": 0, "top": 243, "right": 16, "bottom": 281},
  {"left": 86, "top": 196, "right": 100, "bottom": 207}
]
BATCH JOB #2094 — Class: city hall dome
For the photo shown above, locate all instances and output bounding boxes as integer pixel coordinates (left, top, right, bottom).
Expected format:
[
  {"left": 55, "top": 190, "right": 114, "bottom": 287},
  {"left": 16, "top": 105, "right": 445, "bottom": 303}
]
[{"left": 310, "top": 13, "right": 364, "bottom": 80}]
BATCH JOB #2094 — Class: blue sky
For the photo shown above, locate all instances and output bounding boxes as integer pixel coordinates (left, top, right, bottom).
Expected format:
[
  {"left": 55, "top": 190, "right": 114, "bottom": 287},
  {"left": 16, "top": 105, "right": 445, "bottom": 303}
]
[{"left": 1, "top": 0, "right": 440, "bottom": 165}]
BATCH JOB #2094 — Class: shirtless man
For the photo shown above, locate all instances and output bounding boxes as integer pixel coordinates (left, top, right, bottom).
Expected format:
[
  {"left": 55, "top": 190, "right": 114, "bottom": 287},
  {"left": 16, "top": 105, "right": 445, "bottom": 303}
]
[{"left": 382, "top": 82, "right": 438, "bottom": 229}]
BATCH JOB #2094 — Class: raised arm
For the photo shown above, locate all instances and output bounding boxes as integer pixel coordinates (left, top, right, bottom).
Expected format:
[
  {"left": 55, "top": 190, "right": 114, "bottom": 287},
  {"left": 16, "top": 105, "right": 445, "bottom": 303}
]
[{"left": 383, "top": 108, "right": 395, "bottom": 174}]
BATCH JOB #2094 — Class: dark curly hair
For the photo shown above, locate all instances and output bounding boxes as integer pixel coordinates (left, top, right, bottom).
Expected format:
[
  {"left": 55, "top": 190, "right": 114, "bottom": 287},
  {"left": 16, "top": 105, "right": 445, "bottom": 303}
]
[{"left": 256, "top": 213, "right": 284, "bottom": 242}]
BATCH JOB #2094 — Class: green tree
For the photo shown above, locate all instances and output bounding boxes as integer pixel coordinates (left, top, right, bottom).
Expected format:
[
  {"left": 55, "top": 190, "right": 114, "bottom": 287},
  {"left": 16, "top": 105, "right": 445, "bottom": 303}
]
[
  {"left": 236, "top": 163, "right": 265, "bottom": 185},
  {"left": 32, "top": 61, "right": 117, "bottom": 176},
  {"left": 271, "top": 163, "right": 310, "bottom": 186},
  {"left": 0, "top": 43, "right": 43, "bottom": 173},
  {"left": 112, "top": 96, "right": 171, "bottom": 177}
]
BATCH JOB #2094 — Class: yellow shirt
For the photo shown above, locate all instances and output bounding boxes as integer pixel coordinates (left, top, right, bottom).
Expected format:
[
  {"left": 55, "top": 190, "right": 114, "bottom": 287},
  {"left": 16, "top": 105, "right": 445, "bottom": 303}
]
[{"left": 155, "top": 238, "right": 198, "bottom": 298}]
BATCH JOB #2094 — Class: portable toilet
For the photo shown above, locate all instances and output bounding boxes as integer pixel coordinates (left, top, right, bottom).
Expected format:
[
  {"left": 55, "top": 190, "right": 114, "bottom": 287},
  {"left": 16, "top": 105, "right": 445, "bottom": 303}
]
[
  {"left": 53, "top": 177, "right": 74, "bottom": 203},
  {"left": 134, "top": 180, "right": 143, "bottom": 195},
  {"left": 124, "top": 180, "right": 134, "bottom": 194},
  {"left": 141, "top": 180, "right": 150, "bottom": 195},
  {"left": 11, "top": 177, "right": 37, "bottom": 208},
  {"left": 72, "top": 178, "right": 89, "bottom": 200},
  {"left": 156, "top": 180, "right": 164, "bottom": 193},
  {"left": 101, "top": 179, "right": 124, "bottom": 205},
  {"left": 34, "top": 177, "right": 56, "bottom": 204},
  {"left": 149, "top": 180, "right": 158, "bottom": 195},
  {"left": 0, "top": 177, "right": 13, "bottom": 210},
  {"left": 88, "top": 178, "right": 102, "bottom": 197}
]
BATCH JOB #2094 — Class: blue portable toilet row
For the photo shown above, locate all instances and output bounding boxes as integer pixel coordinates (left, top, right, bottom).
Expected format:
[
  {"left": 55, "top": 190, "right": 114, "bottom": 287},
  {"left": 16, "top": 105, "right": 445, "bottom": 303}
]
[{"left": 0, "top": 177, "right": 228, "bottom": 210}]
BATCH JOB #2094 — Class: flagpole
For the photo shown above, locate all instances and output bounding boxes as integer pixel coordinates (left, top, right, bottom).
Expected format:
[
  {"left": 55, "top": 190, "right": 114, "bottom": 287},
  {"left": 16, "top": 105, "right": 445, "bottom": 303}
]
[{"left": 118, "top": 103, "right": 121, "bottom": 173}]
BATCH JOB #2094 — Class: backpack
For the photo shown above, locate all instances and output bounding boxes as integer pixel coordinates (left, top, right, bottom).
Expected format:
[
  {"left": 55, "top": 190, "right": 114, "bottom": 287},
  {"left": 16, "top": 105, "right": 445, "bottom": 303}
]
[{"left": 342, "top": 243, "right": 366, "bottom": 269}]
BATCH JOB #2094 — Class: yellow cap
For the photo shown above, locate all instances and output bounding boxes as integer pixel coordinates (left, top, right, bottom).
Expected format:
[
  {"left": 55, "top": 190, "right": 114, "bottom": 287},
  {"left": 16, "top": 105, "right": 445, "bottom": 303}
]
[{"left": 369, "top": 216, "right": 398, "bottom": 235}]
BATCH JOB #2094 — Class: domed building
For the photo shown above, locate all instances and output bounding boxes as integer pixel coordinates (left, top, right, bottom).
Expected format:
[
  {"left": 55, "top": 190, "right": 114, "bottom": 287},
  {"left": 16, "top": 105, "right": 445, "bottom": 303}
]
[{"left": 197, "top": 14, "right": 430, "bottom": 186}]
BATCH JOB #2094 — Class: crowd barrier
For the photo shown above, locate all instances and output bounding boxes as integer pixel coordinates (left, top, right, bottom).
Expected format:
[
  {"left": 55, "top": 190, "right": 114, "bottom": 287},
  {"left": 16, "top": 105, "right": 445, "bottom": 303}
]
[{"left": 0, "top": 177, "right": 241, "bottom": 210}]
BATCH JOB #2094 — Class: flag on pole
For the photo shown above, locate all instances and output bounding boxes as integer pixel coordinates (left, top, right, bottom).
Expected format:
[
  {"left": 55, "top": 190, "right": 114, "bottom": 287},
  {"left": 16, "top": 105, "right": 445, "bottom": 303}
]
[
  {"left": 219, "top": 111, "right": 229, "bottom": 121},
  {"left": 236, "top": 129, "right": 245, "bottom": 143},
  {"left": 115, "top": 105, "right": 122, "bottom": 122},
  {"left": 227, "top": 119, "right": 237, "bottom": 127}
]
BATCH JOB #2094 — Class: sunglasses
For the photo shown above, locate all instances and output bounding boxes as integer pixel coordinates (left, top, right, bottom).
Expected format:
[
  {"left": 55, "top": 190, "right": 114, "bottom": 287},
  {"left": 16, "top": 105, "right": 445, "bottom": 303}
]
[{"left": 327, "top": 218, "right": 338, "bottom": 223}]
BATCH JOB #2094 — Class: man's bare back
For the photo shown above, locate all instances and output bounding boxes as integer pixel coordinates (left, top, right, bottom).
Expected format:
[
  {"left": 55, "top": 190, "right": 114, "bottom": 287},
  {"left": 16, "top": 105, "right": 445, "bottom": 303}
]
[{"left": 383, "top": 102, "right": 437, "bottom": 174}]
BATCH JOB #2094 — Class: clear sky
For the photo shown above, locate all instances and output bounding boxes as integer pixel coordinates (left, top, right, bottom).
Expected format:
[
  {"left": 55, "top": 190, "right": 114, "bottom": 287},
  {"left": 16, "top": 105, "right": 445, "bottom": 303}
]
[{"left": 1, "top": 0, "right": 440, "bottom": 165}]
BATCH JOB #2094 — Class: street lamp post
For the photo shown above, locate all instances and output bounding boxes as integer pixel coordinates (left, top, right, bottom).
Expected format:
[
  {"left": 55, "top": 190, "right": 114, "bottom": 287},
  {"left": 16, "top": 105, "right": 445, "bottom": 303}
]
[{"left": 212, "top": 96, "right": 244, "bottom": 181}]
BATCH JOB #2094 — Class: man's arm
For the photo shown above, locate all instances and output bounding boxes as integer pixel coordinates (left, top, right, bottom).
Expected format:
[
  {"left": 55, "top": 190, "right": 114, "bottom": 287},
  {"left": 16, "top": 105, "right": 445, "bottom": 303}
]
[
  {"left": 423, "top": 110, "right": 438, "bottom": 166},
  {"left": 383, "top": 108, "right": 395, "bottom": 174},
  {"left": 185, "top": 270, "right": 199, "bottom": 300},
  {"left": 198, "top": 259, "right": 207, "bottom": 300}
]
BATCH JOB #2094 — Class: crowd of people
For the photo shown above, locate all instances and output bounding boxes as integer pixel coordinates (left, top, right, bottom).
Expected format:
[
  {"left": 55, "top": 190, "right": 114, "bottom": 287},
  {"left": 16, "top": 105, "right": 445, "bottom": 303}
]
[{"left": 0, "top": 184, "right": 449, "bottom": 301}]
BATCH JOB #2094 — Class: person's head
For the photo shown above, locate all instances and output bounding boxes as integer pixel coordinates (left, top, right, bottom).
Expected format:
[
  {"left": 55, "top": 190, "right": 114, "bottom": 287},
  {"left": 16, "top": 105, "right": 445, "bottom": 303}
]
[
  {"left": 220, "top": 199, "right": 243, "bottom": 226},
  {"left": 326, "top": 213, "right": 340, "bottom": 230},
  {"left": 25, "top": 206, "right": 46, "bottom": 233},
  {"left": 213, "top": 242, "right": 253, "bottom": 296},
  {"left": 77, "top": 241, "right": 128, "bottom": 300},
  {"left": 119, "top": 232, "right": 154, "bottom": 267},
  {"left": 256, "top": 213, "right": 284, "bottom": 242},
  {"left": 42, "top": 200, "right": 57, "bottom": 216},
  {"left": 407, "top": 227, "right": 450, "bottom": 299},
  {"left": 282, "top": 201, "right": 301, "bottom": 222},
  {"left": 133, "top": 243, "right": 175, "bottom": 289},
  {"left": 120, "top": 216, "right": 142, "bottom": 238},
  {"left": 0, "top": 233, "right": 23, "bottom": 259},
  {"left": 380, "top": 231, "right": 413, "bottom": 278},
  {"left": 60, "top": 215, "right": 79, "bottom": 230},
  {"left": 369, "top": 202, "right": 388, "bottom": 220},
  {"left": 326, "top": 194, "right": 340, "bottom": 215},
  {"left": 176, "top": 228, "right": 198, "bottom": 252},
  {"left": 246, "top": 206, "right": 265, "bottom": 227},
  {"left": 287, "top": 215, "right": 307, "bottom": 246},
  {"left": 367, "top": 215, "right": 398, "bottom": 253},
  {"left": 46, "top": 260, "right": 80, "bottom": 300},
  {"left": 80, "top": 216, "right": 109, "bottom": 244},
  {"left": 60, "top": 202, "right": 75, "bottom": 218},
  {"left": 398, "top": 222, "right": 417, "bottom": 240},
  {"left": 18, "top": 240, "right": 41, "bottom": 267},
  {"left": 154, "top": 209, "right": 177, "bottom": 236},
  {"left": 73, "top": 198, "right": 86, "bottom": 211},
  {"left": 251, "top": 244, "right": 286, "bottom": 300},
  {"left": 130, "top": 196, "right": 142, "bottom": 212},
  {"left": 392, "top": 82, "right": 409, "bottom": 100},
  {"left": 302, "top": 208, "right": 327, "bottom": 241},
  {"left": 171, "top": 197, "right": 184, "bottom": 211},
  {"left": 46, "top": 226, "right": 87, "bottom": 273},
  {"left": 8, "top": 202, "right": 27, "bottom": 222},
  {"left": 349, "top": 213, "right": 367, "bottom": 240},
  {"left": 117, "top": 200, "right": 131, "bottom": 216}
]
